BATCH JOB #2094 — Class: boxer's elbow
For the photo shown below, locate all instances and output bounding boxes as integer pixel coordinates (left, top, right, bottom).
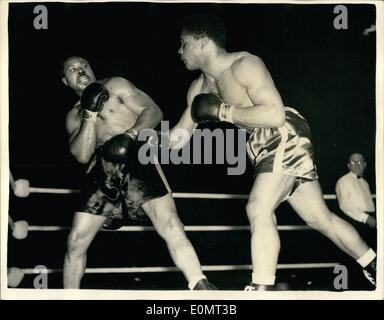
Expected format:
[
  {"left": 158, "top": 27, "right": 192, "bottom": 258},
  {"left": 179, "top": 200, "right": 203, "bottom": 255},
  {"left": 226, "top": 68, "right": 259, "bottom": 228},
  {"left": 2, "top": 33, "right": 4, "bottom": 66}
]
[
  {"left": 154, "top": 107, "right": 163, "bottom": 124},
  {"left": 147, "top": 104, "right": 163, "bottom": 128},
  {"left": 70, "top": 146, "right": 92, "bottom": 164},
  {"left": 269, "top": 106, "right": 285, "bottom": 127},
  {"left": 74, "top": 153, "right": 91, "bottom": 164},
  {"left": 76, "top": 154, "right": 91, "bottom": 164},
  {"left": 273, "top": 115, "right": 285, "bottom": 128}
]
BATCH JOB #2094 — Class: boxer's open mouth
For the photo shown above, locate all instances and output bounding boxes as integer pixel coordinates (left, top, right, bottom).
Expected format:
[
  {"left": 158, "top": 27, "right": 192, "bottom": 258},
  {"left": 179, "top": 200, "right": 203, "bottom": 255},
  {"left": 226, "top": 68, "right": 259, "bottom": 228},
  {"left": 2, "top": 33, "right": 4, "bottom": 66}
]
[{"left": 78, "top": 75, "right": 91, "bottom": 84}]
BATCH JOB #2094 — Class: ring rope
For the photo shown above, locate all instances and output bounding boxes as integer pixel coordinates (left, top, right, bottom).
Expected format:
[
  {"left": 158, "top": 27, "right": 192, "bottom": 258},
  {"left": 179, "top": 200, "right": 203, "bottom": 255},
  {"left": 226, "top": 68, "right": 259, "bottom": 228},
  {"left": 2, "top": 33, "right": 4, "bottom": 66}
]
[
  {"left": 21, "top": 187, "right": 371, "bottom": 232},
  {"left": 21, "top": 263, "right": 339, "bottom": 275},
  {"left": 27, "top": 225, "right": 312, "bottom": 232},
  {"left": 14, "top": 186, "right": 342, "bottom": 279},
  {"left": 26, "top": 187, "right": 377, "bottom": 200}
]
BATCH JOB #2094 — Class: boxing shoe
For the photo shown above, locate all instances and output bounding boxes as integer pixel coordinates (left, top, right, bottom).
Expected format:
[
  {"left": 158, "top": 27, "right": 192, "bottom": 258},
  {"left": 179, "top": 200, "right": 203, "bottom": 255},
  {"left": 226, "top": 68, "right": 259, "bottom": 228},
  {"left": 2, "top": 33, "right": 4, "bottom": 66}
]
[
  {"left": 244, "top": 283, "right": 274, "bottom": 291},
  {"left": 362, "top": 258, "right": 376, "bottom": 286},
  {"left": 193, "top": 278, "right": 218, "bottom": 290}
]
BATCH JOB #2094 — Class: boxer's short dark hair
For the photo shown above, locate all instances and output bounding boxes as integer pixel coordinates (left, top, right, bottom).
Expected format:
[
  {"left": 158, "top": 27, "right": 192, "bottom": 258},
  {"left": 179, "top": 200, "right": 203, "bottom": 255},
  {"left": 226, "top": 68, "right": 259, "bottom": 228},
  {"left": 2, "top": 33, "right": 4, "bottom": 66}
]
[
  {"left": 179, "top": 14, "right": 226, "bottom": 48},
  {"left": 61, "top": 56, "right": 90, "bottom": 77}
]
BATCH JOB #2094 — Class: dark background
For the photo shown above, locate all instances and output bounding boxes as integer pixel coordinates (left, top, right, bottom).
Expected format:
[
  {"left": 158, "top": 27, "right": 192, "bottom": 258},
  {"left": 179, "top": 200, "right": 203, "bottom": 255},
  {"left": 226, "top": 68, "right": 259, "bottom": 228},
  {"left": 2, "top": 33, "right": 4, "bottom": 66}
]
[
  {"left": 7, "top": 2, "right": 377, "bottom": 290},
  {"left": 9, "top": 2, "right": 376, "bottom": 192}
]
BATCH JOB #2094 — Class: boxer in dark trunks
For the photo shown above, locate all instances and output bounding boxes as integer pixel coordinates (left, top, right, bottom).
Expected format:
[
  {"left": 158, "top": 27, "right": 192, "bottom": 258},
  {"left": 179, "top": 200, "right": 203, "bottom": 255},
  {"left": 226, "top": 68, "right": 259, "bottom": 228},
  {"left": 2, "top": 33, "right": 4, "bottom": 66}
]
[
  {"left": 169, "top": 14, "right": 377, "bottom": 289},
  {"left": 62, "top": 56, "right": 216, "bottom": 290}
]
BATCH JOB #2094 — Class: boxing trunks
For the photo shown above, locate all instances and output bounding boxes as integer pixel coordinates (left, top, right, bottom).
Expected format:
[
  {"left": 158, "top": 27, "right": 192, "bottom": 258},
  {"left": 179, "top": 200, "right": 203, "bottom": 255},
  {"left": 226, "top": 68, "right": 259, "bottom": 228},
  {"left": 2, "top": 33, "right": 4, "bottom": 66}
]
[
  {"left": 77, "top": 137, "right": 170, "bottom": 222},
  {"left": 246, "top": 107, "right": 318, "bottom": 192}
]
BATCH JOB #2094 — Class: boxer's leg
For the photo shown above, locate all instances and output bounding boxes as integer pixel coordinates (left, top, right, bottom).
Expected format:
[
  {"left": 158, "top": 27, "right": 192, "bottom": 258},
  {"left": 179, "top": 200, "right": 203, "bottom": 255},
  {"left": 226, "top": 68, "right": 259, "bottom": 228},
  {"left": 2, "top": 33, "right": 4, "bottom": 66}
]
[
  {"left": 245, "top": 173, "right": 296, "bottom": 290},
  {"left": 288, "top": 180, "right": 376, "bottom": 285},
  {"left": 142, "top": 193, "right": 216, "bottom": 289},
  {"left": 63, "top": 212, "right": 106, "bottom": 288}
]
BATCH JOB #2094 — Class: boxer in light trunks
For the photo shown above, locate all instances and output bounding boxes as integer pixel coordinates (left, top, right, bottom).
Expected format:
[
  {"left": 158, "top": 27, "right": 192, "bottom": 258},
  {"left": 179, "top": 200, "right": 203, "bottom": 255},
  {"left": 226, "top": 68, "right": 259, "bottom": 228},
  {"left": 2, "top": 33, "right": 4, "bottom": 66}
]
[
  {"left": 62, "top": 56, "right": 216, "bottom": 290},
  {"left": 169, "top": 15, "right": 376, "bottom": 289}
]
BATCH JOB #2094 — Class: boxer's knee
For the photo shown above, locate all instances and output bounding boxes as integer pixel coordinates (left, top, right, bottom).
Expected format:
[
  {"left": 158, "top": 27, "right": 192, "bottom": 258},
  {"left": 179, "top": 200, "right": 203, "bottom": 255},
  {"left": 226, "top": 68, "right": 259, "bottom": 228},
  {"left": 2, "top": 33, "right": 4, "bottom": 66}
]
[
  {"left": 246, "top": 200, "right": 275, "bottom": 226},
  {"left": 67, "top": 230, "right": 92, "bottom": 257}
]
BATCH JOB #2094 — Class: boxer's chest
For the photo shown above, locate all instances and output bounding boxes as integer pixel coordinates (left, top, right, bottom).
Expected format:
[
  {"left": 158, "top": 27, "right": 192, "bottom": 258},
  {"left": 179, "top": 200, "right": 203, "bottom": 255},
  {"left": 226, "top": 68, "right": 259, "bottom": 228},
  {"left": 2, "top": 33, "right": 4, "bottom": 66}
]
[
  {"left": 95, "top": 95, "right": 137, "bottom": 144},
  {"left": 202, "top": 69, "right": 252, "bottom": 107},
  {"left": 216, "top": 69, "right": 252, "bottom": 107}
]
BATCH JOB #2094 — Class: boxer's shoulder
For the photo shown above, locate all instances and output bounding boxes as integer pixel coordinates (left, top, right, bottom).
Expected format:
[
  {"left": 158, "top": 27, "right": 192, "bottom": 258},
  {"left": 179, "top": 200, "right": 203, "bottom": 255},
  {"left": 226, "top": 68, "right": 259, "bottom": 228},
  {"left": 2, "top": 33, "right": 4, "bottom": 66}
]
[
  {"left": 102, "top": 77, "right": 137, "bottom": 96},
  {"left": 230, "top": 53, "right": 266, "bottom": 80},
  {"left": 100, "top": 76, "right": 134, "bottom": 90},
  {"left": 187, "top": 74, "right": 205, "bottom": 103},
  {"left": 230, "top": 51, "right": 262, "bottom": 65}
]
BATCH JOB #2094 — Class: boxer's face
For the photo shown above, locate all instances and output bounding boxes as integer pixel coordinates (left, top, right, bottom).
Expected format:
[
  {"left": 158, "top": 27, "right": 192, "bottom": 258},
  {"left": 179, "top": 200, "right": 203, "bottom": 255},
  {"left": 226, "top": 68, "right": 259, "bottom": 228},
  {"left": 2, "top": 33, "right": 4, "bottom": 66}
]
[
  {"left": 178, "top": 32, "right": 205, "bottom": 70},
  {"left": 62, "top": 57, "right": 96, "bottom": 93},
  {"left": 348, "top": 153, "right": 366, "bottom": 177}
]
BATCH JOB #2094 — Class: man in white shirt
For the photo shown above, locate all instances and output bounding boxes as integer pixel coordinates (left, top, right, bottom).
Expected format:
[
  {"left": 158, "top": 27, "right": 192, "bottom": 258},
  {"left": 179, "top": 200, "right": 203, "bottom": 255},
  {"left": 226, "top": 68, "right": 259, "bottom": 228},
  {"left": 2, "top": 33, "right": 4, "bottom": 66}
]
[
  {"left": 336, "top": 153, "right": 376, "bottom": 286},
  {"left": 336, "top": 153, "right": 376, "bottom": 228}
]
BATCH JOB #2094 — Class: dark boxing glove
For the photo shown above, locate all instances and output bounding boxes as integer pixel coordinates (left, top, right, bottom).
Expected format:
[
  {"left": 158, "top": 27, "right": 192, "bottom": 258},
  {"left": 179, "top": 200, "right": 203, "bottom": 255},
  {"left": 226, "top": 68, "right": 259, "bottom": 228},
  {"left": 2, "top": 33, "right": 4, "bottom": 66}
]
[
  {"left": 191, "top": 93, "right": 233, "bottom": 124},
  {"left": 102, "top": 129, "right": 138, "bottom": 163},
  {"left": 81, "top": 82, "right": 109, "bottom": 120}
]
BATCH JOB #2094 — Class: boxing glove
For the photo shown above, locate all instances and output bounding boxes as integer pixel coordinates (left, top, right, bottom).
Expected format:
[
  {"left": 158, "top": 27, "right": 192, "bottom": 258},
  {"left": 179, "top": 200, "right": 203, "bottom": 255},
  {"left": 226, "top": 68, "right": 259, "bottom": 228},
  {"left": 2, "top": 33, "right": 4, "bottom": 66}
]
[
  {"left": 81, "top": 82, "right": 109, "bottom": 119},
  {"left": 102, "top": 130, "right": 138, "bottom": 163},
  {"left": 191, "top": 93, "right": 233, "bottom": 124}
]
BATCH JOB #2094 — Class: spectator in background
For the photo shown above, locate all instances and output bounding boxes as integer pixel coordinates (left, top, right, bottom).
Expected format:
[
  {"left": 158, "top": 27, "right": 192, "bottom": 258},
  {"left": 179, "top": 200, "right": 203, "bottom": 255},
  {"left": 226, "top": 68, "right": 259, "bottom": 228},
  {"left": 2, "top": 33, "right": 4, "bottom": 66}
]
[{"left": 336, "top": 153, "right": 376, "bottom": 248}]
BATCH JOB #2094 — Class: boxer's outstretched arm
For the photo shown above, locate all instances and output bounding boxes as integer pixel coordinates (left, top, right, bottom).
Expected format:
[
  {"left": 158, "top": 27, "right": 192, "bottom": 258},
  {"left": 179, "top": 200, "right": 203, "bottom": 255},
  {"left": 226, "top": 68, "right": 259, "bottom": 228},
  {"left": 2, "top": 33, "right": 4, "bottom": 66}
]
[
  {"left": 229, "top": 56, "right": 285, "bottom": 128},
  {"left": 66, "top": 105, "right": 97, "bottom": 164},
  {"left": 168, "top": 78, "right": 200, "bottom": 150},
  {"left": 110, "top": 77, "right": 163, "bottom": 133}
]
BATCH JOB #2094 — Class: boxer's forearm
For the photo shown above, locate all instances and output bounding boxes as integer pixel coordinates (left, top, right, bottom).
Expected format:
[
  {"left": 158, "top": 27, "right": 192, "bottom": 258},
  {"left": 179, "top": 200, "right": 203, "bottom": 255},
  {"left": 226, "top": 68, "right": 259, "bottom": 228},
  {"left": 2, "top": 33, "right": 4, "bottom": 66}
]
[
  {"left": 167, "top": 112, "right": 198, "bottom": 150},
  {"left": 69, "top": 119, "right": 97, "bottom": 164},
  {"left": 130, "top": 106, "right": 163, "bottom": 133},
  {"left": 168, "top": 126, "right": 193, "bottom": 150},
  {"left": 231, "top": 104, "right": 285, "bottom": 128}
]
